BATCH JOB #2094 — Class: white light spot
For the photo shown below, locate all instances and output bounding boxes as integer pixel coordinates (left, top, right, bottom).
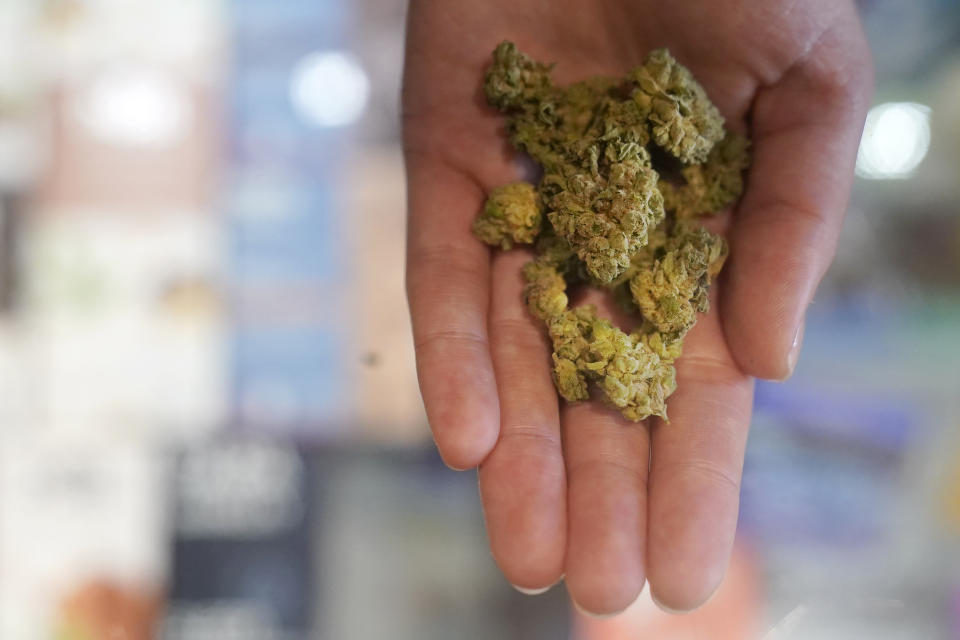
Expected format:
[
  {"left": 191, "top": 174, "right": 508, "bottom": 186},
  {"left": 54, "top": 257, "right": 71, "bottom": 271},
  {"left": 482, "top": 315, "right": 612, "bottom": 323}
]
[
  {"left": 856, "top": 102, "right": 931, "bottom": 180},
  {"left": 289, "top": 51, "right": 369, "bottom": 128},
  {"left": 74, "top": 66, "right": 192, "bottom": 148}
]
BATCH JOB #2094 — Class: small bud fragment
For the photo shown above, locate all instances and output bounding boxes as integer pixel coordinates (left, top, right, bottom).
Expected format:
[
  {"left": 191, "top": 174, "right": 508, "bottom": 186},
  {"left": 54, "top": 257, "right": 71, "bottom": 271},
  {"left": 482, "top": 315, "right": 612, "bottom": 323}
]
[
  {"left": 473, "top": 181, "right": 542, "bottom": 250},
  {"left": 522, "top": 260, "right": 569, "bottom": 322},
  {"left": 629, "top": 221, "right": 728, "bottom": 337},
  {"left": 484, "top": 41, "right": 553, "bottom": 111}
]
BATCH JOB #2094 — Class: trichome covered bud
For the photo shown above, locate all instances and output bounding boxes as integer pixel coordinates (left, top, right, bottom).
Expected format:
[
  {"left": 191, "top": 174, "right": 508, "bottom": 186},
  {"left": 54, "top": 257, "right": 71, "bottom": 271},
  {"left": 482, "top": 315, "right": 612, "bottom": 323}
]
[
  {"left": 548, "top": 306, "right": 677, "bottom": 420},
  {"left": 543, "top": 158, "right": 664, "bottom": 283},
  {"left": 473, "top": 181, "right": 542, "bottom": 249},
  {"left": 473, "top": 41, "right": 751, "bottom": 422},
  {"left": 661, "top": 133, "right": 751, "bottom": 218},
  {"left": 629, "top": 221, "right": 728, "bottom": 337},
  {"left": 523, "top": 260, "right": 569, "bottom": 322},
  {"left": 484, "top": 41, "right": 553, "bottom": 111},
  {"left": 631, "top": 49, "right": 725, "bottom": 164}
]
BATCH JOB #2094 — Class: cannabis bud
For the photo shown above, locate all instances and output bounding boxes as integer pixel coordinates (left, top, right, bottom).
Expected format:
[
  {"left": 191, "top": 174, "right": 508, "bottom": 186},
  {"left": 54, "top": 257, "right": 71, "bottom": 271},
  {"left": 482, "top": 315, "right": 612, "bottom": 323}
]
[
  {"left": 548, "top": 306, "right": 678, "bottom": 421},
  {"left": 483, "top": 41, "right": 553, "bottom": 111},
  {"left": 630, "top": 48, "right": 725, "bottom": 164},
  {"left": 660, "top": 133, "right": 751, "bottom": 218},
  {"left": 473, "top": 181, "right": 542, "bottom": 250},
  {"left": 476, "top": 41, "right": 751, "bottom": 421}
]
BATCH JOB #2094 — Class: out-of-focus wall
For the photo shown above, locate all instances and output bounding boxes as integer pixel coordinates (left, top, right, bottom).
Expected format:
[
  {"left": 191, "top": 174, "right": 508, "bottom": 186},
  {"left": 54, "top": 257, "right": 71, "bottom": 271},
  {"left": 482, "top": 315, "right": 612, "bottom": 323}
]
[{"left": 0, "top": 1, "right": 423, "bottom": 637}]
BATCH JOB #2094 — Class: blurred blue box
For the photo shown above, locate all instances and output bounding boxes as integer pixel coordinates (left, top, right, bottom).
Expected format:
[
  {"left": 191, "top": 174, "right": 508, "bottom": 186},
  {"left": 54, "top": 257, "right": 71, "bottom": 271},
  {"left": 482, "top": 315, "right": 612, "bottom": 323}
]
[{"left": 225, "top": 0, "right": 358, "bottom": 435}]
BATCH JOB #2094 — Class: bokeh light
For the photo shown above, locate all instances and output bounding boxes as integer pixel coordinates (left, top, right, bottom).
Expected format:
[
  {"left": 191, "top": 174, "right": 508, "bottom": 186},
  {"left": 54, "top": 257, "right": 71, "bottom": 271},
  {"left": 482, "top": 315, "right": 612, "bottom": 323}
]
[
  {"left": 72, "top": 66, "right": 193, "bottom": 148},
  {"left": 856, "top": 101, "right": 932, "bottom": 180},
  {"left": 289, "top": 51, "right": 369, "bottom": 128}
]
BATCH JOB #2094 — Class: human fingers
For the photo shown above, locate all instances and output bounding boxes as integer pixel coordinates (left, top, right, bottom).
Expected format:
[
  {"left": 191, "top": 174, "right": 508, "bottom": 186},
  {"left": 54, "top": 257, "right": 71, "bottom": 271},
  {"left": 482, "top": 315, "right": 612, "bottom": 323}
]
[
  {"left": 562, "top": 400, "right": 650, "bottom": 616},
  {"left": 723, "top": 11, "right": 873, "bottom": 379},
  {"left": 479, "top": 249, "right": 566, "bottom": 592},
  {"left": 646, "top": 300, "right": 754, "bottom": 612},
  {"left": 406, "top": 156, "right": 500, "bottom": 470}
]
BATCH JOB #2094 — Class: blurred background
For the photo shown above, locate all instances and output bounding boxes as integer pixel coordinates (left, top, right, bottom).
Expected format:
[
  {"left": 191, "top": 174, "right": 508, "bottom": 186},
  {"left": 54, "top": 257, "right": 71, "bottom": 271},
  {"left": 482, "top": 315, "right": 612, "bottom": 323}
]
[{"left": 0, "top": 0, "right": 958, "bottom": 638}]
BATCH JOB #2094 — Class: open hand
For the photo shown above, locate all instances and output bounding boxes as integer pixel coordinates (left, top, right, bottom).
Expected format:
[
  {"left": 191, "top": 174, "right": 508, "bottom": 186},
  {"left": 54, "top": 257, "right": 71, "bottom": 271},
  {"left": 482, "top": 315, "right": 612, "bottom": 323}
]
[{"left": 403, "top": 0, "right": 871, "bottom": 615}]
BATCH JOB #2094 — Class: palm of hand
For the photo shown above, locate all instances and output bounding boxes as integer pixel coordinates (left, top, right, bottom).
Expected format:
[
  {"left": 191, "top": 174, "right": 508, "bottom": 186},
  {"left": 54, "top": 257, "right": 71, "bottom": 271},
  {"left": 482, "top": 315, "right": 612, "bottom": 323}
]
[{"left": 403, "top": 0, "right": 871, "bottom": 615}]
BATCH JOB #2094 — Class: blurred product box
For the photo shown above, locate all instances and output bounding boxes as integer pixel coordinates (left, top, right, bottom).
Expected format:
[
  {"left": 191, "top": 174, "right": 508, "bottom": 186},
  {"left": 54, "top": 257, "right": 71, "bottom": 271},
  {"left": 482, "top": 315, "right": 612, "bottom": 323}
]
[
  {"left": 163, "top": 439, "right": 313, "bottom": 640},
  {"left": 226, "top": 0, "right": 350, "bottom": 440},
  {"left": 0, "top": 437, "right": 167, "bottom": 639},
  {"left": 13, "top": 213, "right": 225, "bottom": 440},
  {"left": 311, "top": 448, "right": 571, "bottom": 640}
]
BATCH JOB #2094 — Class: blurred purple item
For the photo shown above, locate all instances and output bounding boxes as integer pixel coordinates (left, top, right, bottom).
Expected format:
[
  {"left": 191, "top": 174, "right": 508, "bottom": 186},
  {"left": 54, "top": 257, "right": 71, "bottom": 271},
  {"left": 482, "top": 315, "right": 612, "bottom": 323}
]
[{"left": 754, "top": 380, "right": 916, "bottom": 453}]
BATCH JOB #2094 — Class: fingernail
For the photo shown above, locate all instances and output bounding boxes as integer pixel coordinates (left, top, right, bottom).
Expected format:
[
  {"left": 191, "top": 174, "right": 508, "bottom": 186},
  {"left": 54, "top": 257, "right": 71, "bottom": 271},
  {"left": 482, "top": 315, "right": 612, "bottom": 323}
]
[
  {"left": 512, "top": 584, "right": 551, "bottom": 596},
  {"left": 650, "top": 590, "right": 690, "bottom": 615},
  {"left": 570, "top": 597, "right": 627, "bottom": 620},
  {"left": 786, "top": 317, "right": 806, "bottom": 377},
  {"left": 511, "top": 574, "right": 563, "bottom": 596}
]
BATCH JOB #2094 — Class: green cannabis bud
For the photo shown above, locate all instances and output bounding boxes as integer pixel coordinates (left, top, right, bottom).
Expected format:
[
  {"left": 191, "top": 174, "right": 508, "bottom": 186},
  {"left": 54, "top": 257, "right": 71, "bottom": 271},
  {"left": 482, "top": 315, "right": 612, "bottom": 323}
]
[
  {"left": 474, "top": 41, "right": 750, "bottom": 421},
  {"left": 543, "top": 159, "right": 664, "bottom": 284},
  {"left": 523, "top": 259, "right": 569, "bottom": 321},
  {"left": 628, "top": 221, "right": 728, "bottom": 337},
  {"left": 631, "top": 48, "right": 726, "bottom": 164},
  {"left": 660, "top": 133, "right": 751, "bottom": 218},
  {"left": 473, "top": 181, "right": 542, "bottom": 249},
  {"left": 484, "top": 41, "right": 553, "bottom": 111},
  {"left": 548, "top": 306, "right": 677, "bottom": 420},
  {"left": 485, "top": 47, "right": 664, "bottom": 284}
]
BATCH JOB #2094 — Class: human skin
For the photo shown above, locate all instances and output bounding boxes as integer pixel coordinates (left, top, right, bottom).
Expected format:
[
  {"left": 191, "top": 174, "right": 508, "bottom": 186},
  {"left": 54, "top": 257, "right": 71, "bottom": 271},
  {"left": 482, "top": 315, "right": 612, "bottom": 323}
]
[{"left": 402, "top": 0, "right": 872, "bottom": 616}]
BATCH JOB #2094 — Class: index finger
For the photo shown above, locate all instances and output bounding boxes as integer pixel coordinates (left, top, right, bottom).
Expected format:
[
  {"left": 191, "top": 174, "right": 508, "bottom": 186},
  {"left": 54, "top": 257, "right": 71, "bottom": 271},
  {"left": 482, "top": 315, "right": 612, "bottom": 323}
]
[
  {"left": 402, "top": 0, "right": 528, "bottom": 470},
  {"left": 405, "top": 155, "right": 500, "bottom": 470},
  {"left": 722, "top": 12, "right": 873, "bottom": 380}
]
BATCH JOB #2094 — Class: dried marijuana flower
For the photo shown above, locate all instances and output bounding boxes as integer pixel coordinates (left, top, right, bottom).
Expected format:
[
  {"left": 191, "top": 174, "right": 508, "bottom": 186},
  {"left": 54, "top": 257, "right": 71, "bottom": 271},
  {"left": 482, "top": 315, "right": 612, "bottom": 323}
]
[
  {"left": 628, "top": 221, "right": 728, "bottom": 337},
  {"left": 483, "top": 40, "right": 553, "bottom": 111},
  {"left": 475, "top": 41, "right": 750, "bottom": 421},
  {"left": 660, "top": 133, "right": 751, "bottom": 219},
  {"left": 548, "top": 306, "right": 677, "bottom": 420},
  {"left": 473, "top": 181, "right": 542, "bottom": 249},
  {"left": 485, "top": 41, "right": 664, "bottom": 284},
  {"left": 631, "top": 48, "right": 726, "bottom": 164}
]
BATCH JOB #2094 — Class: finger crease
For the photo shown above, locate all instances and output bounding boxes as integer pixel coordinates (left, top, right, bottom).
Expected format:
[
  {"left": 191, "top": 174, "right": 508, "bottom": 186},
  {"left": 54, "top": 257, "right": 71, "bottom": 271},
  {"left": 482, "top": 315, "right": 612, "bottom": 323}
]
[
  {"left": 500, "top": 424, "right": 563, "bottom": 451},
  {"left": 747, "top": 188, "right": 834, "bottom": 231},
  {"left": 662, "top": 458, "right": 741, "bottom": 496},
  {"left": 568, "top": 458, "right": 649, "bottom": 493},
  {"left": 490, "top": 317, "right": 547, "bottom": 343},
  {"left": 415, "top": 328, "right": 488, "bottom": 352},
  {"left": 676, "top": 355, "right": 746, "bottom": 383}
]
